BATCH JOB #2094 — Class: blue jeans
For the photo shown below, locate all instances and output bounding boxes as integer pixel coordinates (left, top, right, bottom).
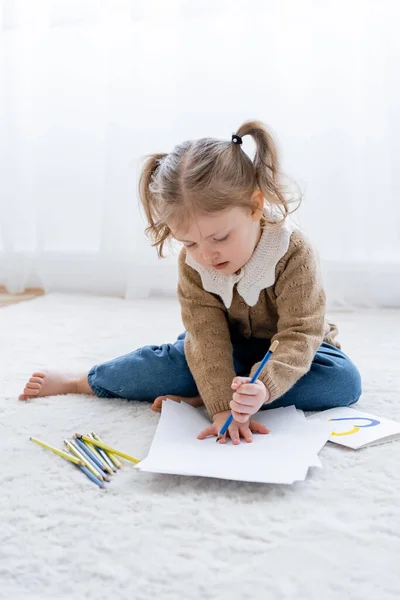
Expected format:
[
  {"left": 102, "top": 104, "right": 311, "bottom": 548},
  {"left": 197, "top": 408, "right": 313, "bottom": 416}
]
[{"left": 88, "top": 333, "right": 362, "bottom": 411}]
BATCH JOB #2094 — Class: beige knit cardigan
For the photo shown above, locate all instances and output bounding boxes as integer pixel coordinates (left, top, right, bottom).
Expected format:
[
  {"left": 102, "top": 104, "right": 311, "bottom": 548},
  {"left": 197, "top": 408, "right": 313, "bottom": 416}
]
[{"left": 177, "top": 230, "right": 339, "bottom": 417}]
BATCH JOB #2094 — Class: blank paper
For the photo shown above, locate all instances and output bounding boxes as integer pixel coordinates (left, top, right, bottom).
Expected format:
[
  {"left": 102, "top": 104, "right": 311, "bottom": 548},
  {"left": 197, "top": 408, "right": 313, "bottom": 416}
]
[{"left": 137, "top": 401, "right": 330, "bottom": 484}]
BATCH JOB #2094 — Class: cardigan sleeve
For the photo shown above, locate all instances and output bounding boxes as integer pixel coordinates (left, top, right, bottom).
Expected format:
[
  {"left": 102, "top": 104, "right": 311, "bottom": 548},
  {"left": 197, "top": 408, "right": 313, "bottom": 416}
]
[
  {"left": 250, "top": 231, "right": 326, "bottom": 401},
  {"left": 177, "top": 248, "right": 236, "bottom": 417}
]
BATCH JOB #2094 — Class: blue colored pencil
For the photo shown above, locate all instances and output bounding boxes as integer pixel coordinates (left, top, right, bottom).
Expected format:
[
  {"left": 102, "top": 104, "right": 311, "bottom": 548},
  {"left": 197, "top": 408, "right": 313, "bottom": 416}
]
[
  {"left": 69, "top": 439, "right": 105, "bottom": 480},
  {"left": 74, "top": 437, "right": 107, "bottom": 472},
  {"left": 78, "top": 464, "right": 106, "bottom": 488},
  {"left": 82, "top": 435, "right": 115, "bottom": 475},
  {"left": 217, "top": 340, "right": 279, "bottom": 439},
  {"left": 89, "top": 435, "right": 117, "bottom": 472}
]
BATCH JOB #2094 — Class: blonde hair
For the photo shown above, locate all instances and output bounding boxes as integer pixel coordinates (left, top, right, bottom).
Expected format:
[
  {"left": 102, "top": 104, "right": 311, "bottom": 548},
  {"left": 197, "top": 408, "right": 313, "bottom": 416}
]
[{"left": 139, "top": 120, "right": 300, "bottom": 258}]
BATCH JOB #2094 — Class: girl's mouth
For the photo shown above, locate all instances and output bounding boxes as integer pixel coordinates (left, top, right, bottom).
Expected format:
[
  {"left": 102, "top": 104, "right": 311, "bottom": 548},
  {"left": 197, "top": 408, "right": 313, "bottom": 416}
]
[{"left": 213, "top": 261, "right": 229, "bottom": 270}]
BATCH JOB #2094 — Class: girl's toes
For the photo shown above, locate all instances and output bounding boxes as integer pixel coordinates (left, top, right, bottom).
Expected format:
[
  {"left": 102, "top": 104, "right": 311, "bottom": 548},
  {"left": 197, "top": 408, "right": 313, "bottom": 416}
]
[
  {"left": 26, "top": 382, "right": 41, "bottom": 390},
  {"left": 32, "top": 372, "right": 45, "bottom": 378},
  {"left": 18, "top": 394, "right": 28, "bottom": 401},
  {"left": 151, "top": 396, "right": 167, "bottom": 412},
  {"left": 24, "top": 387, "right": 39, "bottom": 396},
  {"left": 30, "top": 376, "right": 44, "bottom": 384}
]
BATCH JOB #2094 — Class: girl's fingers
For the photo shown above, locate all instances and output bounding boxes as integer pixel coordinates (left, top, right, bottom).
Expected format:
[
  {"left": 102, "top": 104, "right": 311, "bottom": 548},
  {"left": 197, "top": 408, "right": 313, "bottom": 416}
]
[
  {"left": 239, "top": 425, "right": 253, "bottom": 443},
  {"left": 197, "top": 426, "right": 219, "bottom": 439},
  {"left": 231, "top": 376, "right": 251, "bottom": 389},
  {"left": 232, "top": 410, "right": 250, "bottom": 423},
  {"left": 228, "top": 424, "right": 240, "bottom": 445},
  {"left": 232, "top": 384, "right": 259, "bottom": 396},
  {"left": 249, "top": 421, "right": 270, "bottom": 435},
  {"left": 230, "top": 400, "right": 254, "bottom": 414},
  {"left": 232, "top": 392, "right": 258, "bottom": 406},
  {"left": 198, "top": 419, "right": 269, "bottom": 444}
]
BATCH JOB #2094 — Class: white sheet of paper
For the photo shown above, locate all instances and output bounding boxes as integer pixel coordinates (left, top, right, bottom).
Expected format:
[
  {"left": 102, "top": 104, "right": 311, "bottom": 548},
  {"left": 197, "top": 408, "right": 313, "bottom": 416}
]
[
  {"left": 307, "top": 407, "right": 400, "bottom": 449},
  {"left": 254, "top": 405, "right": 326, "bottom": 468},
  {"left": 137, "top": 401, "right": 330, "bottom": 483}
]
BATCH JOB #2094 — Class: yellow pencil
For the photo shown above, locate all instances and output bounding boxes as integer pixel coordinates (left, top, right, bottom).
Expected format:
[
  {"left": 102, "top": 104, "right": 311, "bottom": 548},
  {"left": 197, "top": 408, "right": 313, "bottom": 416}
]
[
  {"left": 30, "top": 437, "right": 84, "bottom": 466},
  {"left": 78, "top": 434, "right": 140, "bottom": 464},
  {"left": 64, "top": 440, "right": 105, "bottom": 481},
  {"left": 92, "top": 432, "right": 123, "bottom": 469},
  {"left": 82, "top": 436, "right": 114, "bottom": 475}
]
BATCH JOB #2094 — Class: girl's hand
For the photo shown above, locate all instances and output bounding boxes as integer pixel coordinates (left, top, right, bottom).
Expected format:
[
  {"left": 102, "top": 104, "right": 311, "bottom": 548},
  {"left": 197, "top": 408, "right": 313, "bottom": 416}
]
[
  {"left": 197, "top": 410, "right": 269, "bottom": 445},
  {"left": 230, "top": 377, "right": 270, "bottom": 423}
]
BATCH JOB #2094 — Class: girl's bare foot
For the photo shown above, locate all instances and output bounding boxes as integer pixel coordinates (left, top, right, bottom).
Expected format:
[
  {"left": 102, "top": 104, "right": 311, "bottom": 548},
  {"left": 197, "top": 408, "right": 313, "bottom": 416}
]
[
  {"left": 151, "top": 394, "right": 204, "bottom": 413},
  {"left": 18, "top": 371, "right": 93, "bottom": 401}
]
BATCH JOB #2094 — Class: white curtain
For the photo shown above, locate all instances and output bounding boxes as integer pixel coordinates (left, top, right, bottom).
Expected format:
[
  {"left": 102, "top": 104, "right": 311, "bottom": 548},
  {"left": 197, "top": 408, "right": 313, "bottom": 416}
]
[{"left": 1, "top": 0, "right": 399, "bottom": 306}]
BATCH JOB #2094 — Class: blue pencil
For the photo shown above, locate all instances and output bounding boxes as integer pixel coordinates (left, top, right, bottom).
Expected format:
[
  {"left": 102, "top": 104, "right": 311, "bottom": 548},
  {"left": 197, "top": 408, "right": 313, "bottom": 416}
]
[
  {"left": 74, "top": 437, "right": 107, "bottom": 472},
  {"left": 217, "top": 340, "right": 279, "bottom": 439},
  {"left": 69, "top": 439, "right": 106, "bottom": 480},
  {"left": 78, "top": 464, "right": 106, "bottom": 488}
]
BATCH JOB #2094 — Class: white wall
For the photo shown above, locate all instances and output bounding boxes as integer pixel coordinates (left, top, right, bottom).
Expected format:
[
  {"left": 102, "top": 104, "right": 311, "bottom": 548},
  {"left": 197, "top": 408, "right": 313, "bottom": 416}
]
[{"left": 0, "top": 0, "right": 399, "bottom": 306}]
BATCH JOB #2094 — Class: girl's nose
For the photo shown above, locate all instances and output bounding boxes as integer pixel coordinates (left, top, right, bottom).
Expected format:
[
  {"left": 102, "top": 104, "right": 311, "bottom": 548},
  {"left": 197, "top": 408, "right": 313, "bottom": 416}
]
[{"left": 202, "top": 249, "right": 218, "bottom": 262}]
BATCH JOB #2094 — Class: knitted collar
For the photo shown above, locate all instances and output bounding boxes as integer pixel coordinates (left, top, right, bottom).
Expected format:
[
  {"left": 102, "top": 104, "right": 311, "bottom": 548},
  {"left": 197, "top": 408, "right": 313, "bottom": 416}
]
[{"left": 185, "top": 217, "right": 295, "bottom": 308}]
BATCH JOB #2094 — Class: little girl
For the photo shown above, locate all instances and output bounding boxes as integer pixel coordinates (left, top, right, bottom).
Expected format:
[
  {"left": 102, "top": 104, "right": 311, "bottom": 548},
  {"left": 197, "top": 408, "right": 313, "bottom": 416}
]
[{"left": 19, "top": 120, "right": 361, "bottom": 444}]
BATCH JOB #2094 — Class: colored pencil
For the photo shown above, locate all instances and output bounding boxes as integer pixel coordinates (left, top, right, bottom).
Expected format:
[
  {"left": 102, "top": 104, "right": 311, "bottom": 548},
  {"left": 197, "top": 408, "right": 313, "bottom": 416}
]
[
  {"left": 64, "top": 440, "right": 105, "bottom": 481},
  {"left": 87, "top": 434, "right": 117, "bottom": 472},
  {"left": 70, "top": 439, "right": 109, "bottom": 480},
  {"left": 217, "top": 340, "right": 279, "bottom": 440},
  {"left": 82, "top": 436, "right": 114, "bottom": 475},
  {"left": 73, "top": 437, "right": 109, "bottom": 474},
  {"left": 73, "top": 438, "right": 112, "bottom": 481},
  {"left": 78, "top": 434, "right": 140, "bottom": 464},
  {"left": 95, "top": 445, "right": 117, "bottom": 473},
  {"left": 78, "top": 464, "right": 106, "bottom": 488},
  {"left": 92, "top": 432, "right": 123, "bottom": 469},
  {"left": 30, "top": 437, "right": 84, "bottom": 466}
]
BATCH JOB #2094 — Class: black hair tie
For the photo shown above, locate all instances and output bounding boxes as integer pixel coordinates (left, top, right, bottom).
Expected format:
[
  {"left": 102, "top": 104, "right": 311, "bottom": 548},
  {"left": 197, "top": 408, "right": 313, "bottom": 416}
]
[{"left": 231, "top": 134, "right": 243, "bottom": 145}]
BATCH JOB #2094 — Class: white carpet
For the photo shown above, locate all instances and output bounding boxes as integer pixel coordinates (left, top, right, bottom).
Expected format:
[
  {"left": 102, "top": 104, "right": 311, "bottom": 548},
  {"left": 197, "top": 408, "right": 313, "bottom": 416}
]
[{"left": 1, "top": 293, "right": 400, "bottom": 600}]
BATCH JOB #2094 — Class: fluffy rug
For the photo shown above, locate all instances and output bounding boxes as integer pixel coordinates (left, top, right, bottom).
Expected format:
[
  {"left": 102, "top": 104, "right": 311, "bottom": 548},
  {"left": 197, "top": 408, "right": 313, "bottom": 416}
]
[{"left": 1, "top": 294, "right": 400, "bottom": 600}]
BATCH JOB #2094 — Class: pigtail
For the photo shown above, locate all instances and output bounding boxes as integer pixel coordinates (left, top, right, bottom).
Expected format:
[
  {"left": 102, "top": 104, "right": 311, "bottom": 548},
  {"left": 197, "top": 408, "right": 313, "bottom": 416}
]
[
  {"left": 138, "top": 153, "right": 169, "bottom": 258},
  {"left": 235, "top": 120, "right": 300, "bottom": 220}
]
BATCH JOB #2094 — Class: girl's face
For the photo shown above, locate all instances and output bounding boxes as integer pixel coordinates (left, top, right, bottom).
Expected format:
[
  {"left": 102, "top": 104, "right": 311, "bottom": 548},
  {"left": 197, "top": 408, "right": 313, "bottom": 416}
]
[{"left": 170, "top": 200, "right": 263, "bottom": 275}]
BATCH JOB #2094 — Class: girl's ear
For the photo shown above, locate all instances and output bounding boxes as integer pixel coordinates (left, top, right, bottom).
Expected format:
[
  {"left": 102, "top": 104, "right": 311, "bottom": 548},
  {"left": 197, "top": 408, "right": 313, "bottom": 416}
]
[{"left": 250, "top": 190, "right": 264, "bottom": 221}]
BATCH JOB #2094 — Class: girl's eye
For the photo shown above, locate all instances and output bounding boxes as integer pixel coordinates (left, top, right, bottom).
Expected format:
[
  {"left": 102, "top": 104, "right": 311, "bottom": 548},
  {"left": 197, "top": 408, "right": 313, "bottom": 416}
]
[
  {"left": 184, "top": 243, "right": 196, "bottom": 249},
  {"left": 214, "top": 235, "right": 229, "bottom": 243}
]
